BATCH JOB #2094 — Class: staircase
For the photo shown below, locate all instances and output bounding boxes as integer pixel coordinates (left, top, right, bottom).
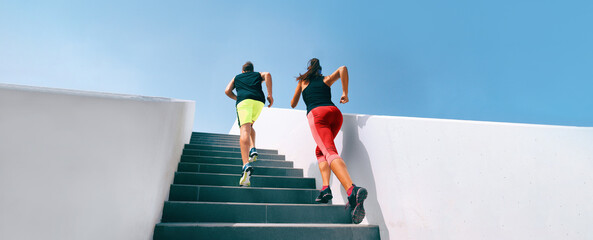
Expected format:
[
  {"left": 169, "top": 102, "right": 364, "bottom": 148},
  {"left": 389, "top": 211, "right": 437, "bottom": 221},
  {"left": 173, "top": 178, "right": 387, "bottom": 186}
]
[{"left": 153, "top": 132, "right": 380, "bottom": 240}]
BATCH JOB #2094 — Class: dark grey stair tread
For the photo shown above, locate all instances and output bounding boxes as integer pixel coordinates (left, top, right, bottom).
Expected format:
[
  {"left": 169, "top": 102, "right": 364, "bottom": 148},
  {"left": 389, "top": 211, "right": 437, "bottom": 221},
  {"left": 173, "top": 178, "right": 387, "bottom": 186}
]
[
  {"left": 182, "top": 149, "right": 285, "bottom": 160},
  {"left": 192, "top": 132, "right": 238, "bottom": 135},
  {"left": 191, "top": 133, "right": 239, "bottom": 139},
  {"left": 189, "top": 139, "right": 241, "bottom": 144},
  {"left": 191, "top": 133, "right": 239, "bottom": 138},
  {"left": 161, "top": 201, "right": 350, "bottom": 223},
  {"left": 173, "top": 172, "right": 315, "bottom": 189},
  {"left": 191, "top": 135, "right": 239, "bottom": 139},
  {"left": 154, "top": 223, "right": 380, "bottom": 240},
  {"left": 190, "top": 137, "right": 240, "bottom": 143},
  {"left": 189, "top": 138, "right": 240, "bottom": 142},
  {"left": 181, "top": 156, "right": 293, "bottom": 168},
  {"left": 178, "top": 163, "right": 303, "bottom": 177},
  {"left": 190, "top": 136, "right": 239, "bottom": 139},
  {"left": 169, "top": 185, "right": 319, "bottom": 204},
  {"left": 188, "top": 142, "right": 242, "bottom": 147},
  {"left": 189, "top": 138, "right": 241, "bottom": 143},
  {"left": 184, "top": 144, "right": 278, "bottom": 154}
]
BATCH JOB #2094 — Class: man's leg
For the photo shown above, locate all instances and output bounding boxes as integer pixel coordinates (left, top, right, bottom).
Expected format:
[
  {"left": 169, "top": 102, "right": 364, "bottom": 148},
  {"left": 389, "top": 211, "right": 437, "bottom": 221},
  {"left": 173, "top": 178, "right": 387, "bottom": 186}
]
[
  {"left": 250, "top": 127, "right": 256, "bottom": 149},
  {"left": 236, "top": 99, "right": 263, "bottom": 187},
  {"left": 247, "top": 100, "right": 263, "bottom": 162},
  {"left": 239, "top": 123, "right": 253, "bottom": 166},
  {"left": 239, "top": 123, "right": 254, "bottom": 186}
]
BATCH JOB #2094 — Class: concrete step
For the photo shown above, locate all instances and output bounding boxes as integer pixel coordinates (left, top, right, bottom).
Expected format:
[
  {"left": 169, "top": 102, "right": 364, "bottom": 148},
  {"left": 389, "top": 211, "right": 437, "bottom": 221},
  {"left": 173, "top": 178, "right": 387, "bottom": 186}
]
[
  {"left": 190, "top": 137, "right": 238, "bottom": 144},
  {"left": 173, "top": 172, "right": 315, "bottom": 189},
  {"left": 169, "top": 185, "right": 320, "bottom": 204},
  {"left": 161, "top": 201, "right": 351, "bottom": 224},
  {"left": 180, "top": 156, "right": 293, "bottom": 168},
  {"left": 184, "top": 144, "right": 278, "bottom": 154},
  {"left": 177, "top": 162, "right": 303, "bottom": 177},
  {"left": 190, "top": 136, "right": 240, "bottom": 141},
  {"left": 189, "top": 142, "right": 241, "bottom": 148},
  {"left": 191, "top": 132, "right": 240, "bottom": 139},
  {"left": 182, "top": 149, "right": 285, "bottom": 160},
  {"left": 154, "top": 223, "right": 381, "bottom": 240}
]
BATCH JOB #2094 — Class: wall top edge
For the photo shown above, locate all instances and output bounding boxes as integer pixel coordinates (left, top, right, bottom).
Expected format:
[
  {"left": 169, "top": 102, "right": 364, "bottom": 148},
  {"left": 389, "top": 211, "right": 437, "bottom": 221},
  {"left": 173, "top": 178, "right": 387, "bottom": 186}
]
[
  {"left": 266, "top": 107, "right": 593, "bottom": 130},
  {"left": 0, "top": 83, "right": 194, "bottom": 103}
]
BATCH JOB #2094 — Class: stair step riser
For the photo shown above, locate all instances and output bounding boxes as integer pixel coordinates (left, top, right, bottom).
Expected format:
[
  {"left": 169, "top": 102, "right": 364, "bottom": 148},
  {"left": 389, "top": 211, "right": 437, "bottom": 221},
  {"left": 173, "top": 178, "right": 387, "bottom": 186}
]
[
  {"left": 154, "top": 224, "right": 381, "bottom": 240},
  {"left": 191, "top": 133, "right": 239, "bottom": 137},
  {"left": 173, "top": 173, "right": 315, "bottom": 189},
  {"left": 161, "top": 202, "right": 351, "bottom": 224},
  {"left": 184, "top": 145, "right": 278, "bottom": 154},
  {"left": 189, "top": 139, "right": 240, "bottom": 144},
  {"left": 169, "top": 185, "right": 318, "bottom": 204},
  {"left": 190, "top": 138, "right": 239, "bottom": 142},
  {"left": 190, "top": 139, "right": 241, "bottom": 143},
  {"left": 178, "top": 163, "right": 303, "bottom": 177},
  {"left": 182, "top": 149, "right": 285, "bottom": 160},
  {"left": 192, "top": 132, "right": 239, "bottom": 136},
  {"left": 191, "top": 135, "right": 239, "bottom": 140},
  {"left": 191, "top": 133, "right": 238, "bottom": 136},
  {"left": 180, "top": 156, "right": 293, "bottom": 168}
]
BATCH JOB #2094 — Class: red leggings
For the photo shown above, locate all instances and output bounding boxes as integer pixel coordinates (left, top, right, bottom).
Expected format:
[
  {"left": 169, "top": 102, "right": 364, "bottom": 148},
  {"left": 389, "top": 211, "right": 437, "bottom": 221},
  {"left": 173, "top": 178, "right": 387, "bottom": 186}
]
[{"left": 307, "top": 106, "right": 343, "bottom": 166}]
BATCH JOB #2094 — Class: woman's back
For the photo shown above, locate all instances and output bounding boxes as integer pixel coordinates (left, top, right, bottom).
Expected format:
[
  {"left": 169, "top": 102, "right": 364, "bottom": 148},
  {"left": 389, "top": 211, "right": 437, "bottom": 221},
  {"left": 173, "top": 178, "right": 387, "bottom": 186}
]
[{"left": 302, "top": 76, "right": 335, "bottom": 114}]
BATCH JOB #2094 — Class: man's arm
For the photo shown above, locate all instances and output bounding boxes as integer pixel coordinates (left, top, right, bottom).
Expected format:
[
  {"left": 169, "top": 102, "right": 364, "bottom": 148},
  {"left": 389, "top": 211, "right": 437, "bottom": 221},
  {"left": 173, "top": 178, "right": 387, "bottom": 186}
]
[
  {"left": 261, "top": 72, "right": 274, "bottom": 107},
  {"left": 225, "top": 77, "right": 237, "bottom": 101}
]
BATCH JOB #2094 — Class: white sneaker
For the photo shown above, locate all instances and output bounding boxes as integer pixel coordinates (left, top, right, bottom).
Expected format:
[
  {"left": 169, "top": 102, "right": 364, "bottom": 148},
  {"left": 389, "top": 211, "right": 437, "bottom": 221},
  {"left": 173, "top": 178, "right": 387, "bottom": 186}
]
[
  {"left": 239, "top": 163, "right": 253, "bottom": 187},
  {"left": 248, "top": 148, "right": 258, "bottom": 162}
]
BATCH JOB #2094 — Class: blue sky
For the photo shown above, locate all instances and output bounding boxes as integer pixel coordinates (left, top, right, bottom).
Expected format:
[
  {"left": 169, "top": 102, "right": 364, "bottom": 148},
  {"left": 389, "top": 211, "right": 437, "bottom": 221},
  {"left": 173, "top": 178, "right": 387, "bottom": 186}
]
[{"left": 1, "top": 0, "right": 592, "bottom": 133}]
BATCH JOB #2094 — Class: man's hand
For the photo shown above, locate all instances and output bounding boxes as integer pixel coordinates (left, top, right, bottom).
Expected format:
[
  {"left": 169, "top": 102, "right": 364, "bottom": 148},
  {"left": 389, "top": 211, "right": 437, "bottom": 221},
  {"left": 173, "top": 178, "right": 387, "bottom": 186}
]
[
  {"left": 267, "top": 96, "right": 274, "bottom": 107},
  {"left": 340, "top": 94, "right": 349, "bottom": 104}
]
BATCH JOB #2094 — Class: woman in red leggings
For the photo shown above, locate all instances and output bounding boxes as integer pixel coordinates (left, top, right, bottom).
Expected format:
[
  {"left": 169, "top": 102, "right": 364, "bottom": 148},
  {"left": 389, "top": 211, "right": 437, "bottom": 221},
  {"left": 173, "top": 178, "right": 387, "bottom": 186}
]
[{"left": 290, "top": 58, "right": 368, "bottom": 224}]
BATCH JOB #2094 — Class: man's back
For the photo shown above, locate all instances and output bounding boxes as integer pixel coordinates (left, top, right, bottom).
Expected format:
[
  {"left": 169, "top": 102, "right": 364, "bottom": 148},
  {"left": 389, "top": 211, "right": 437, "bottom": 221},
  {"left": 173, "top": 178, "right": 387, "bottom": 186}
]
[{"left": 234, "top": 71, "right": 265, "bottom": 105}]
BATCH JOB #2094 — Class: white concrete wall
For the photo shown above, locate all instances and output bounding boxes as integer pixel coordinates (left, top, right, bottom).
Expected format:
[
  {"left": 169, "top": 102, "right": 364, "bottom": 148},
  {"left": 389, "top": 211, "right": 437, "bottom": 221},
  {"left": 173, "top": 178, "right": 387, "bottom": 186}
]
[
  {"left": 230, "top": 107, "right": 593, "bottom": 240},
  {"left": 0, "top": 84, "right": 195, "bottom": 240}
]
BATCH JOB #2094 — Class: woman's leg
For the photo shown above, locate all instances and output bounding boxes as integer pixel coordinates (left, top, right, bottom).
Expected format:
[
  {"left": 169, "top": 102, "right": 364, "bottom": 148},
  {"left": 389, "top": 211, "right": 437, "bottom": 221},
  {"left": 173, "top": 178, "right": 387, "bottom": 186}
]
[
  {"left": 317, "top": 146, "right": 331, "bottom": 187},
  {"left": 329, "top": 158, "right": 353, "bottom": 191},
  {"left": 308, "top": 106, "right": 353, "bottom": 190},
  {"left": 327, "top": 108, "right": 353, "bottom": 191}
]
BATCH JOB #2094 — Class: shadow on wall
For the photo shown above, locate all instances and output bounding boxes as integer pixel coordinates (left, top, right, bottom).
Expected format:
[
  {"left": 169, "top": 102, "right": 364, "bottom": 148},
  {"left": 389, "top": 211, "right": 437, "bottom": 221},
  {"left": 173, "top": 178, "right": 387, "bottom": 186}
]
[{"left": 340, "top": 114, "right": 390, "bottom": 239}]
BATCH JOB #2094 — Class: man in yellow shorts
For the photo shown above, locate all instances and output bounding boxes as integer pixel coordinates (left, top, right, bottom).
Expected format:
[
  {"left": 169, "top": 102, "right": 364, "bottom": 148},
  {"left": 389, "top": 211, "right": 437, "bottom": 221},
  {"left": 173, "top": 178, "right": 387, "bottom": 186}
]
[{"left": 225, "top": 61, "right": 273, "bottom": 186}]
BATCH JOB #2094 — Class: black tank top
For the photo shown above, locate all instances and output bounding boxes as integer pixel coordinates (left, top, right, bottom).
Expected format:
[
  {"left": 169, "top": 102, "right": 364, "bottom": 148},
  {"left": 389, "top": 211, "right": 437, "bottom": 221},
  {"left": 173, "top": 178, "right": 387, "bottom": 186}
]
[
  {"left": 302, "top": 76, "right": 335, "bottom": 114},
  {"left": 234, "top": 72, "right": 265, "bottom": 105}
]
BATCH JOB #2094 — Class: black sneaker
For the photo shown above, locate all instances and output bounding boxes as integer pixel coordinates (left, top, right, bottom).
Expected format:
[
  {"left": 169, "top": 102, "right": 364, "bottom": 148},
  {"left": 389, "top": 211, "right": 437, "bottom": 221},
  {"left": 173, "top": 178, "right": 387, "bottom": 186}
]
[
  {"left": 347, "top": 184, "right": 368, "bottom": 224},
  {"left": 315, "top": 187, "right": 333, "bottom": 203}
]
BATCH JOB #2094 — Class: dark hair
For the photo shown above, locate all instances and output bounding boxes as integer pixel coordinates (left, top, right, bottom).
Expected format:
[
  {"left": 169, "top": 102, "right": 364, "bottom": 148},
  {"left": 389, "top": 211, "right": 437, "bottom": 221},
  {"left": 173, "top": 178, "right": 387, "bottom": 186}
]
[
  {"left": 296, "top": 58, "right": 322, "bottom": 82},
  {"left": 242, "top": 61, "right": 254, "bottom": 72}
]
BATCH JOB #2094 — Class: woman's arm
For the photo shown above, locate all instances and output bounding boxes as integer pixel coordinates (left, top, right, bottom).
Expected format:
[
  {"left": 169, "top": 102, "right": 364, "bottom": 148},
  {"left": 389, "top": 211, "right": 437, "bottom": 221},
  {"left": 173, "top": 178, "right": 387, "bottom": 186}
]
[
  {"left": 290, "top": 81, "right": 303, "bottom": 108},
  {"left": 260, "top": 72, "right": 274, "bottom": 107},
  {"left": 224, "top": 77, "right": 237, "bottom": 101},
  {"left": 324, "top": 66, "right": 349, "bottom": 103}
]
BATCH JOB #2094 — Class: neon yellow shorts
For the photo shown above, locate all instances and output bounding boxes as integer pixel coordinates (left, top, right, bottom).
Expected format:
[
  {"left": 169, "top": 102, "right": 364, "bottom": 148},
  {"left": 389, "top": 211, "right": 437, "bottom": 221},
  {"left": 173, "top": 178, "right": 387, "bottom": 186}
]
[{"left": 236, "top": 99, "right": 264, "bottom": 126}]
